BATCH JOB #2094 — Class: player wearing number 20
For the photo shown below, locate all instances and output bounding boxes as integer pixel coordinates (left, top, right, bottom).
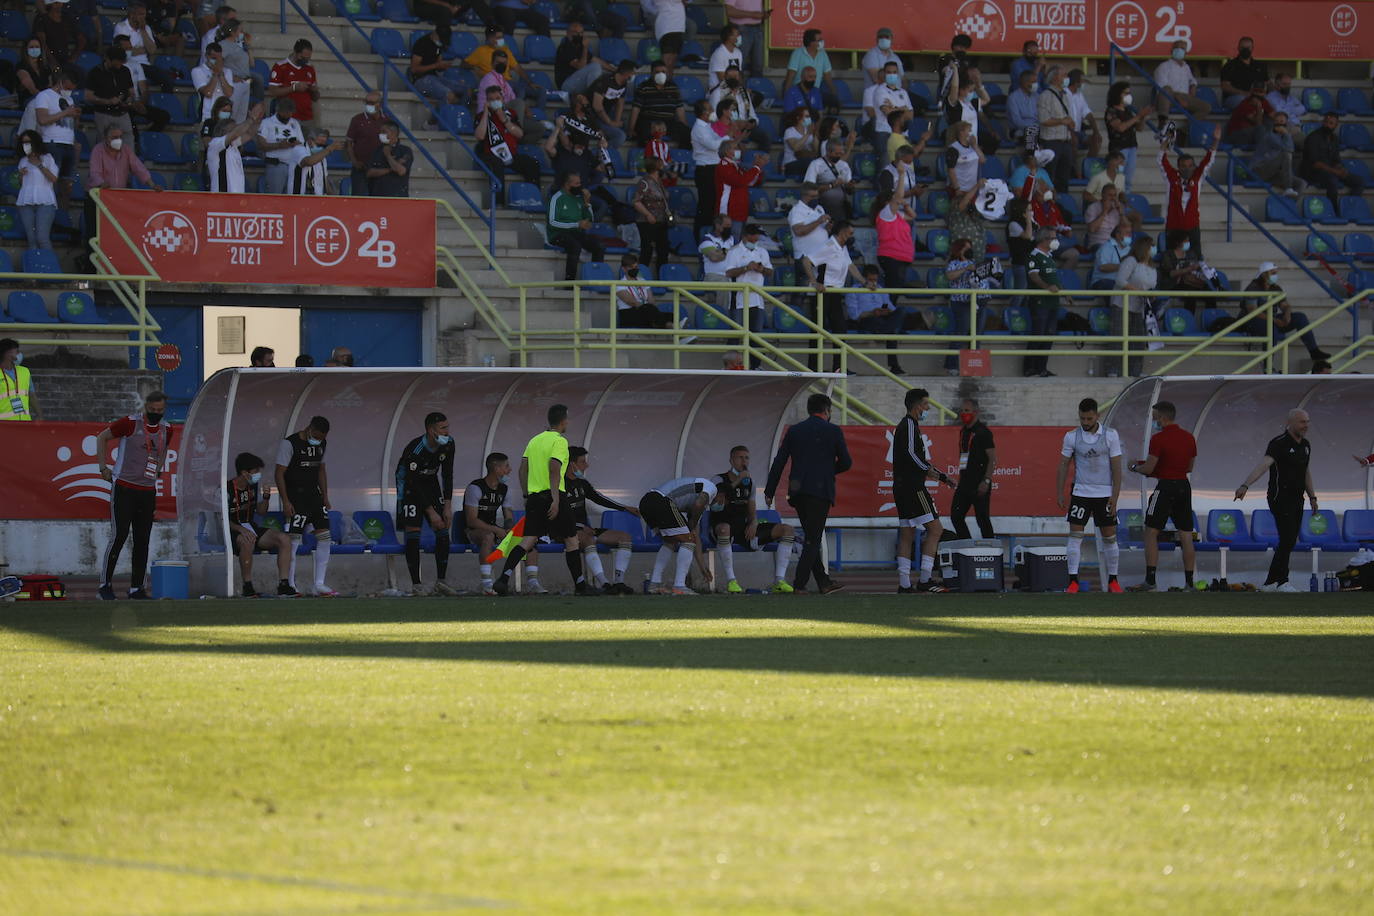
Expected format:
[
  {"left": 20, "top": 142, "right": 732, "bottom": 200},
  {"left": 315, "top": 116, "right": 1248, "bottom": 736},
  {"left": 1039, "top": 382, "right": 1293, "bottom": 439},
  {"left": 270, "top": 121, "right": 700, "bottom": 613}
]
[
  {"left": 395, "top": 412, "right": 458, "bottom": 597},
  {"left": 275, "top": 415, "right": 337, "bottom": 597},
  {"left": 1056, "top": 397, "right": 1124, "bottom": 594}
]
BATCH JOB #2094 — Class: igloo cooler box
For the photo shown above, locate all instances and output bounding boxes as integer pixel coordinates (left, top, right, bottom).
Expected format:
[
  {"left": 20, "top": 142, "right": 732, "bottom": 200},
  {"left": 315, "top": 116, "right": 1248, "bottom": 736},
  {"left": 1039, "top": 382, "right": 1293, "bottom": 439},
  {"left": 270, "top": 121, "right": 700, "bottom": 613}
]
[
  {"left": 938, "top": 540, "right": 1005, "bottom": 593},
  {"left": 1013, "top": 542, "right": 1069, "bottom": 592}
]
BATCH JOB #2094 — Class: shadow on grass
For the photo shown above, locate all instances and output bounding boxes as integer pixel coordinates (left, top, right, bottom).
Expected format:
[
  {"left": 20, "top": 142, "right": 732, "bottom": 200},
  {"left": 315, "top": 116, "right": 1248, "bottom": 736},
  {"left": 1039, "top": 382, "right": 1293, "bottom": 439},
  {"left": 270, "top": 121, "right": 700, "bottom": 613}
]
[{"left": 2, "top": 598, "right": 1371, "bottom": 698}]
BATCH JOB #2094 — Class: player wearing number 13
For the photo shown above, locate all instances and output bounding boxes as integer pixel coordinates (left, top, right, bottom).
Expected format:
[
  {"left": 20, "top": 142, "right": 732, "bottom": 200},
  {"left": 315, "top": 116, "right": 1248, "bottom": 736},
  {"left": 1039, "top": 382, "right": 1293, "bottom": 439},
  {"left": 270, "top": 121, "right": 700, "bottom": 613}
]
[
  {"left": 275, "top": 415, "right": 337, "bottom": 596},
  {"left": 1056, "top": 397, "right": 1124, "bottom": 594},
  {"left": 396, "top": 412, "right": 457, "bottom": 596}
]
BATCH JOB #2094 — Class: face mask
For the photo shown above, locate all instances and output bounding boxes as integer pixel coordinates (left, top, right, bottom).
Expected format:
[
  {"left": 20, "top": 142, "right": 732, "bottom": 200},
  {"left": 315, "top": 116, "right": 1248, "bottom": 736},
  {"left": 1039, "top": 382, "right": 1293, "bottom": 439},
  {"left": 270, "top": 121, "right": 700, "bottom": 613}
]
[
  {"left": 1181, "top": 241, "right": 1191, "bottom": 252},
  {"left": 489, "top": 99, "right": 503, "bottom": 110},
  {"left": 1269, "top": 272, "right": 1279, "bottom": 283},
  {"left": 309, "top": 144, "right": 323, "bottom": 154},
  {"left": 1239, "top": 47, "right": 1252, "bottom": 59},
  {"left": 499, "top": 474, "right": 511, "bottom": 485},
  {"left": 1278, "top": 86, "right": 1290, "bottom": 96},
  {"left": 953, "top": 49, "right": 966, "bottom": 59},
  {"left": 365, "top": 103, "right": 377, "bottom": 114},
  {"left": 744, "top": 241, "right": 756, "bottom": 250},
  {"left": 307, "top": 437, "right": 322, "bottom": 446},
  {"left": 12, "top": 351, "right": 23, "bottom": 365},
  {"left": 572, "top": 469, "right": 585, "bottom": 478},
  {"left": 218, "top": 110, "right": 232, "bottom": 120},
  {"left": 817, "top": 39, "right": 825, "bottom": 50},
  {"left": 1171, "top": 48, "right": 1186, "bottom": 60},
  {"left": 802, "top": 81, "right": 814, "bottom": 91},
  {"left": 1122, "top": 93, "right": 1133, "bottom": 106},
  {"left": 885, "top": 73, "right": 899, "bottom": 87},
  {"left": 653, "top": 71, "right": 667, "bottom": 85},
  {"left": 27, "top": 46, "right": 40, "bottom": 58},
  {"left": 146, "top": 412, "right": 164, "bottom": 424},
  {"left": 1149, "top": 245, "right": 1158, "bottom": 258},
  {"left": 627, "top": 268, "right": 639, "bottom": 277},
  {"left": 109, "top": 138, "right": 123, "bottom": 150},
  {"left": 732, "top": 148, "right": 742, "bottom": 159},
  {"left": 917, "top": 409, "right": 928, "bottom": 423},
  {"left": 1048, "top": 239, "right": 1060, "bottom": 252},
  {"left": 435, "top": 434, "right": 452, "bottom": 445},
  {"left": 1062, "top": 77, "right": 1071, "bottom": 90},
  {"left": 378, "top": 134, "right": 390, "bottom": 144},
  {"left": 493, "top": 62, "right": 506, "bottom": 73},
  {"left": 802, "top": 116, "right": 812, "bottom": 128},
  {"left": 1151, "top": 420, "right": 1163, "bottom": 433},
  {"left": 959, "top": 411, "right": 976, "bottom": 425},
  {"left": 1043, "top": 189, "right": 1054, "bottom": 202},
  {"left": 249, "top": 471, "right": 262, "bottom": 484},
  {"left": 878, "top": 38, "right": 891, "bottom": 51},
  {"left": 21, "top": 142, "right": 31, "bottom": 155}
]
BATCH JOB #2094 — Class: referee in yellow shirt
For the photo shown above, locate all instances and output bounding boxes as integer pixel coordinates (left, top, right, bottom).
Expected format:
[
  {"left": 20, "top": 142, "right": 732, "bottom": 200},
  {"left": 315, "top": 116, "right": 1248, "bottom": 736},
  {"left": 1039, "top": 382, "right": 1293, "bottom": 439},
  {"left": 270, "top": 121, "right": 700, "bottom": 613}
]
[{"left": 492, "top": 404, "right": 593, "bottom": 596}]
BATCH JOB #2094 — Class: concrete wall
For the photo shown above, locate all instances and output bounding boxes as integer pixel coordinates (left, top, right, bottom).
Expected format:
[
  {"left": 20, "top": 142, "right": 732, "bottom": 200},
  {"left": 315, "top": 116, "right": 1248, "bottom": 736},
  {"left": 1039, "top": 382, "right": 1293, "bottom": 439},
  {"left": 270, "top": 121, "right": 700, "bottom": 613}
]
[
  {"left": 27, "top": 368, "right": 165, "bottom": 423},
  {"left": 1, "top": 521, "right": 180, "bottom": 580}
]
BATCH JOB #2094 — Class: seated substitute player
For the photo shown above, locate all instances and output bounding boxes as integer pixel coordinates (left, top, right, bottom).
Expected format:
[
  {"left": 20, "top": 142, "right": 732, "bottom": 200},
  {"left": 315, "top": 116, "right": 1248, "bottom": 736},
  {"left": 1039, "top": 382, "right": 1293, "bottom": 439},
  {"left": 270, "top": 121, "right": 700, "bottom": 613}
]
[
  {"left": 565, "top": 446, "right": 639, "bottom": 595},
  {"left": 639, "top": 476, "right": 717, "bottom": 595},
  {"left": 1056, "top": 398, "right": 1124, "bottom": 593},
  {"left": 492, "top": 404, "right": 593, "bottom": 596},
  {"left": 1128, "top": 400, "right": 1198, "bottom": 591},
  {"left": 227, "top": 452, "right": 295, "bottom": 597},
  {"left": 396, "top": 412, "right": 458, "bottom": 596},
  {"left": 274, "top": 415, "right": 337, "bottom": 597},
  {"left": 893, "top": 388, "right": 954, "bottom": 593},
  {"left": 709, "top": 445, "right": 796, "bottom": 593},
  {"left": 464, "top": 451, "right": 515, "bottom": 596}
]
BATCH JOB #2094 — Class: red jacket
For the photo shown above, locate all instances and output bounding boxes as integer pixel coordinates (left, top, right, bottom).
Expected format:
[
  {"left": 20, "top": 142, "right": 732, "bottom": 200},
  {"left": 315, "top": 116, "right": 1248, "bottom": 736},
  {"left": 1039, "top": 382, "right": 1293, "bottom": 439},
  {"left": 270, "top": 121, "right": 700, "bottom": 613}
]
[
  {"left": 1159, "top": 147, "right": 1215, "bottom": 231},
  {"left": 714, "top": 158, "right": 762, "bottom": 221}
]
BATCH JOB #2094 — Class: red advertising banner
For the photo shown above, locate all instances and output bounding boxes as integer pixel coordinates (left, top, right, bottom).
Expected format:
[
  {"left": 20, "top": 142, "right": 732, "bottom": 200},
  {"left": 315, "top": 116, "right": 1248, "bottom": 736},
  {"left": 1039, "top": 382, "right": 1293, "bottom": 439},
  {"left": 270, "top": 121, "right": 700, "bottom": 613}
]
[
  {"left": 2, "top": 422, "right": 178, "bottom": 521},
  {"left": 96, "top": 189, "right": 437, "bottom": 288},
  {"left": 772, "top": 0, "right": 1374, "bottom": 60}
]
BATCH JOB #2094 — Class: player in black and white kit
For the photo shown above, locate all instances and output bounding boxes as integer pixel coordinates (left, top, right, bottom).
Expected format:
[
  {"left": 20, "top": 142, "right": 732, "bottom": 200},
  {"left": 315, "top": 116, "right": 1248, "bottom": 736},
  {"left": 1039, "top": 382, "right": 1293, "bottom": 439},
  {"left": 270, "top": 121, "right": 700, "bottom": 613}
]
[
  {"left": 565, "top": 446, "right": 639, "bottom": 595},
  {"left": 639, "top": 477, "right": 717, "bottom": 595},
  {"left": 274, "top": 414, "right": 336, "bottom": 597},
  {"left": 395, "top": 411, "right": 457, "bottom": 596},
  {"left": 1055, "top": 397, "right": 1124, "bottom": 593},
  {"left": 893, "top": 388, "right": 954, "bottom": 593},
  {"left": 464, "top": 451, "right": 514, "bottom": 595},
  {"left": 227, "top": 452, "right": 294, "bottom": 597},
  {"left": 709, "top": 445, "right": 796, "bottom": 594}
]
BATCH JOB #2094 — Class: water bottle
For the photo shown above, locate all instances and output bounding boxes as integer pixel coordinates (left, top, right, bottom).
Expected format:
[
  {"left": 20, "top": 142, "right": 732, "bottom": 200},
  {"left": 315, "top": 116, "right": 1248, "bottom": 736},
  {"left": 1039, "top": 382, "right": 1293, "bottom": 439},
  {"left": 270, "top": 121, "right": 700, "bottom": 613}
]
[{"left": 1309, "top": 572, "right": 1319, "bottom": 592}]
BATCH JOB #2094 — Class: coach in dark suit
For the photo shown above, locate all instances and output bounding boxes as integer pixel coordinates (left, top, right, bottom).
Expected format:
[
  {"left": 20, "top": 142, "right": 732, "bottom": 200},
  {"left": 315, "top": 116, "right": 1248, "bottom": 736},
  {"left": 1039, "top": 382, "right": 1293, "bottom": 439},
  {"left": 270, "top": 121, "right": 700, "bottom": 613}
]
[{"left": 764, "top": 392, "right": 852, "bottom": 594}]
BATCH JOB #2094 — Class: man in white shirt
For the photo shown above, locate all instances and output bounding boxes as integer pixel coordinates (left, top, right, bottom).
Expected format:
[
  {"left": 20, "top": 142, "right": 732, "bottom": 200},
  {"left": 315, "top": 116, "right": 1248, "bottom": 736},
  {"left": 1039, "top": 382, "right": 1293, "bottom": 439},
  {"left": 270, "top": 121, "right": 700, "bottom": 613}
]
[
  {"left": 803, "top": 140, "right": 855, "bottom": 221},
  {"left": 286, "top": 127, "right": 341, "bottom": 195},
  {"left": 722, "top": 222, "right": 772, "bottom": 330},
  {"left": 802, "top": 219, "right": 868, "bottom": 372},
  {"left": 1152, "top": 39, "right": 1211, "bottom": 122},
  {"left": 33, "top": 68, "right": 82, "bottom": 208},
  {"left": 1065, "top": 69, "right": 1100, "bottom": 158},
  {"left": 1055, "top": 396, "right": 1124, "bottom": 593},
  {"left": 113, "top": 2, "right": 176, "bottom": 93},
  {"left": 787, "top": 181, "right": 830, "bottom": 285},
  {"left": 708, "top": 24, "right": 744, "bottom": 91},
  {"left": 861, "top": 27, "right": 902, "bottom": 85},
  {"left": 690, "top": 98, "right": 730, "bottom": 237},
  {"left": 699, "top": 212, "right": 734, "bottom": 304},
  {"left": 207, "top": 102, "right": 263, "bottom": 193},
  {"left": 192, "top": 41, "right": 249, "bottom": 122},
  {"left": 257, "top": 97, "right": 305, "bottom": 194},
  {"left": 860, "top": 61, "right": 911, "bottom": 150}
]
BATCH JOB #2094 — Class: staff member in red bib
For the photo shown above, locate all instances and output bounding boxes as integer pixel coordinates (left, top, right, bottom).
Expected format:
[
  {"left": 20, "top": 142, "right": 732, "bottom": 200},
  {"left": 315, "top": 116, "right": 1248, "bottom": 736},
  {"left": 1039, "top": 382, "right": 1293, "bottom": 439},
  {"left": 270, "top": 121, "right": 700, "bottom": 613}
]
[
  {"left": 96, "top": 391, "right": 172, "bottom": 601},
  {"left": 1127, "top": 400, "right": 1198, "bottom": 591}
]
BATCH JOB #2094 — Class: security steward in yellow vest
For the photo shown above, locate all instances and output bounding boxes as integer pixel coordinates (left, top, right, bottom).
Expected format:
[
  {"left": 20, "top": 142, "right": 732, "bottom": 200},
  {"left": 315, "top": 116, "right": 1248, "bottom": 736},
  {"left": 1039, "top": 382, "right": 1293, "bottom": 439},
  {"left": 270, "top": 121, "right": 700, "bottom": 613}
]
[{"left": 0, "top": 338, "right": 39, "bottom": 421}]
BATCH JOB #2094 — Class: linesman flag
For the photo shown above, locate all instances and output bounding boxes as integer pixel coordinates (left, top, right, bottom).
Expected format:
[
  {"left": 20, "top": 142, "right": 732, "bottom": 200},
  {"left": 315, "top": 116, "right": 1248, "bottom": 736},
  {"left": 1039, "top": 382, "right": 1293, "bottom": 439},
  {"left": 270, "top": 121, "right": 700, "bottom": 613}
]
[{"left": 484, "top": 516, "right": 526, "bottom": 564}]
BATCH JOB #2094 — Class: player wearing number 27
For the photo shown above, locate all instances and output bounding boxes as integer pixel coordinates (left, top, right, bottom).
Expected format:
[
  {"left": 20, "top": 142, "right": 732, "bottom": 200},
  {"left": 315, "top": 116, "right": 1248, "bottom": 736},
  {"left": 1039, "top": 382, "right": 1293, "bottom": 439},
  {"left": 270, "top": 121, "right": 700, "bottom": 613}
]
[
  {"left": 1056, "top": 397, "right": 1124, "bottom": 594},
  {"left": 275, "top": 415, "right": 337, "bottom": 597}
]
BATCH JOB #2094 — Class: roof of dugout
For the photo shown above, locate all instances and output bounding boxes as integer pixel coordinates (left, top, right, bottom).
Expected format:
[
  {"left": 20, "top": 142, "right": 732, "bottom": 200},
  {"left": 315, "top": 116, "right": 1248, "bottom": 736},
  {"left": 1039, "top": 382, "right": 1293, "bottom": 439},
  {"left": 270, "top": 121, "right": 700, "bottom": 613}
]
[
  {"left": 1104, "top": 375, "right": 1374, "bottom": 514},
  {"left": 179, "top": 367, "right": 828, "bottom": 570}
]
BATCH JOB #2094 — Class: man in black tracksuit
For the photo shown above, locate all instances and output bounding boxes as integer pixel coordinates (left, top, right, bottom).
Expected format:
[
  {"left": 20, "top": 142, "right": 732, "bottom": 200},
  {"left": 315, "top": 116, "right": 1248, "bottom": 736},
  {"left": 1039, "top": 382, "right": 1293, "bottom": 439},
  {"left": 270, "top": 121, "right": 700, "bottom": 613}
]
[
  {"left": 949, "top": 398, "right": 997, "bottom": 540},
  {"left": 1233, "top": 408, "right": 1318, "bottom": 591}
]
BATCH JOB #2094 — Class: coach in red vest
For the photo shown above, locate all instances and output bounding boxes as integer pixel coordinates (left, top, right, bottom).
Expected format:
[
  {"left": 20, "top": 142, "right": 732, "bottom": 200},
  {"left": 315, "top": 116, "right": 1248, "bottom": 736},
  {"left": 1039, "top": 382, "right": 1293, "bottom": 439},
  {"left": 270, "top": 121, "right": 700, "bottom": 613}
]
[{"left": 1158, "top": 124, "right": 1219, "bottom": 258}]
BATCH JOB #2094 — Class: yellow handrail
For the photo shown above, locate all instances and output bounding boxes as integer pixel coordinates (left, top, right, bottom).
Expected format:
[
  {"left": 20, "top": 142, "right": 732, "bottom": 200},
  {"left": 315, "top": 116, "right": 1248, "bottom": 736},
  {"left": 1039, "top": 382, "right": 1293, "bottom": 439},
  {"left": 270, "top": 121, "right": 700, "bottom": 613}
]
[
  {"left": 1231, "top": 290, "right": 1368, "bottom": 375},
  {"left": 85, "top": 188, "right": 165, "bottom": 367}
]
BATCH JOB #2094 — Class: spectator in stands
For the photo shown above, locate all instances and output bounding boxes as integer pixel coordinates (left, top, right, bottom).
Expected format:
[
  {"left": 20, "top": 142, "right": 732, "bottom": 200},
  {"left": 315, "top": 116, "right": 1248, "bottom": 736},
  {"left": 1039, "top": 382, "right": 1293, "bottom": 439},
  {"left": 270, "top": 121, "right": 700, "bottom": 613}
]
[
  {"left": 1023, "top": 227, "right": 1062, "bottom": 378},
  {"left": 487, "top": 48, "right": 552, "bottom": 139},
  {"left": 548, "top": 170, "right": 602, "bottom": 280},
  {"left": 653, "top": 0, "right": 687, "bottom": 74},
  {"left": 200, "top": 5, "right": 237, "bottom": 60},
  {"left": 938, "top": 33, "right": 972, "bottom": 101},
  {"left": 1224, "top": 82, "right": 1274, "bottom": 148},
  {"left": 111, "top": 34, "right": 171, "bottom": 134},
  {"left": 860, "top": 61, "right": 911, "bottom": 151},
  {"left": 556, "top": 19, "right": 608, "bottom": 98},
  {"left": 590, "top": 59, "right": 634, "bottom": 149},
  {"left": 34, "top": 68, "right": 81, "bottom": 211},
  {"left": 1160, "top": 229, "right": 1209, "bottom": 308},
  {"left": 1152, "top": 39, "right": 1211, "bottom": 124},
  {"left": 877, "top": 142, "right": 924, "bottom": 203},
  {"left": 16, "top": 39, "right": 55, "bottom": 111},
  {"left": 492, "top": 0, "right": 551, "bottom": 37},
  {"left": 193, "top": 42, "right": 249, "bottom": 125},
  {"left": 1005, "top": 197, "right": 1033, "bottom": 309},
  {"left": 711, "top": 66, "right": 765, "bottom": 148},
  {"left": 206, "top": 102, "right": 263, "bottom": 193},
  {"left": 633, "top": 156, "right": 671, "bottom": 273},
  {"left": 804, "top": 140, "right": 855, "bottom": 221},
  {"left": 862, "top": 27, "right": 903, "bottom": 86},
  {"left": 1031, "top": 186, "right": 1079, "bottom": 269},
  {"left": 547, "top": 117, "right": 618, "bottom": 217},
  {"left": 1085, "top": 150, "right": 1126, "bottom": 204},
  {"left": 214, "top": 19, "right": 258, "bottom": 119},
  {"left": 1066, "top": 69, "right": 1100, "bottom": 158},
  {"left": 1008, "top": 39, "right": 1046, "bottom": 92},
  {"left": 1220, "top": 36, "right": 1268, "bottom": 110},
  {"left": 1083, "top": 184, "right": 1126, "bottom": 250},
  {"left": 1104, "top": 81, "right": 1151, "bottom": 192},
  {"left": 257, "top": 97, "right": 304, "bottom": 194},
  {"left": 1112, "top": 235, "right": 1156, "bottom": 377},
  {"left": 16, "top": 130, "right": 58, "bottom": 251},
  {"left": 1007, "top": 69, "right": 1039, "bottom": 146},
  {"left": 570, "top": 0, "right": 627, "bottom": 38},
  {"left": 952, "top": 67, "right": 1002, "bottom": 157},
  {"left": 723, "top": 222, "right": 772, "bottom": 331},
  {"left": 945, "top": 237, "right": 992, "bottom": 373},
  {"left": 1266, "top": 72, "right": 1306, "bottom": 148},
  {"left": 89, "top": 124, "right": 157, "bottom": 196},
  {"left": 725, "top": 0, "right": 766, "bottom": 76},
  {"left": 872, "top": 182, "right": 917, "bottom": 299},
  {"left": 1251, "top": 110, "right": 1304, "bottom": 196},
  {"left": 1036, "top": 65, "right": 1075, "bottom": 193},
  {"left": 713, "top": 139, "right": 765, "bottom": 240},
  {"left": 366, "top": 120, "right": 413, "bottom": 197},
  {"left": 476, "top": 84, "right": 541, "bottom": 187},
  {"left": 32, "top": 0, "right": 84, "bottom": 69},
  {"left": 802, "top": 219, "right": 867, "bottom": 373},
  {"left": 709, "top": 24, "right": 744, "bottom": 91},
  {"left": 1242, "top": 262, "right": 1329, "bottom": 360},
  {"left": 411, "top": 26, "right": 466, "bottom": 106},
  {"left": 330, "top": 346, "right": 354, "bottom": 366},
  {"left": 614, "top": 252, "right": 672, "bottom": 328},
  {"left": 268, "top": 39, "right": 319, "bottom": 126},
  {"left": 1160, "top": 126, "right": 1219, "bottom": 257},
  {"left": 1302, "top": 110, "right": 1366, "bottom": 209},
  {"left": 699, "top": 212, "right": 734, "bottom": 300},
  {"left": 464, "top": 26, "right": 549, "bottom": 120},
  {"left": 945, "top": 119, "right": 987, "bottom": 262},
  {"left": 416, "top": 0, "right": 495, "bottom": 38},
  {"left": 198, "top": 96, "right": 232, "bottom": 187},
  {"left": 1090, "top": 220, "right": 1133, "bottom": 290},
  {"left": 549, "top": 92, "right": 603, "bottom": 152},
  {"left": 847, "top": 262, "right": 905, "bottom": 374},
  {"left": 690, "top": 99, "right": 728, "bottom": 236},
  {"left": 86, "top": 45, "right": 137, "bottom": 140},
  {"left": 789, "top": 181, "right": 830, "bottom": 300},
  {"left": 296, "top": 354, "right": 315, "bottom": 367},
  {"left": 630, "top": 61, "right": 689, "bottom": 146},
  {"left": 780, "top": 107, "right": 818, "bottom": 180},
  {"left": 250, "top": 346, "right": 274, "bottom": 367},
  {"left": 346, "top": 91, "right": 385, "bottom": 196},
  {"left": 782, "top": 66, "right": 823, "bottom": 117},
  {"left": 1011, "top": 147, "right": 1051, "bottom": 195},
  {"left": 285, "top": 125, "right": 340, "bottom": 195},
  {"left": 114, "top": 3, "right": 177, "bottom": 94},
  {"left": 884, "top": 109, "right": 918, "bottom": 164},
  {"left": 783, "top": 30, "right": 837, "bottom": 112}
]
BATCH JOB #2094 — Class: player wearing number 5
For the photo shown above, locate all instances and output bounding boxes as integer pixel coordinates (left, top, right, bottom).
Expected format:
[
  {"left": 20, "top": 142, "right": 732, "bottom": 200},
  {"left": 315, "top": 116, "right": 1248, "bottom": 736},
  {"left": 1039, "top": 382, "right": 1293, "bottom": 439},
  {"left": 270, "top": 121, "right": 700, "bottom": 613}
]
[
  {"left": 1056, "top": 397, "right": 1124, "bottom": 594},
  {"left": 275, "top": 415, "right": 337, "bottom": 597}
]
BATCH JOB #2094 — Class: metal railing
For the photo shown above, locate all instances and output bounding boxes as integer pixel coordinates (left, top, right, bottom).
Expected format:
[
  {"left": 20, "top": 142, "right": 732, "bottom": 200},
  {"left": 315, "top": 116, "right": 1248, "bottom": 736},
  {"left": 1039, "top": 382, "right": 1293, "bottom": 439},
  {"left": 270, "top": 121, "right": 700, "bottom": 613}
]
[{"left": 278, "top": 0, "right": 501, "bottom": 250}]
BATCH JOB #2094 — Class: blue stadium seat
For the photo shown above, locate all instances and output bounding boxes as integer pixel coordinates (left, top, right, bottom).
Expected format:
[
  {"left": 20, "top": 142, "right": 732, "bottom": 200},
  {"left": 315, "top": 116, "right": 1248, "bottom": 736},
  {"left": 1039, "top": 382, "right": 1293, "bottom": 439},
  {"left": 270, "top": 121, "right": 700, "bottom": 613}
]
[
  {"left": 437, "top": 103, "right": 473, "bottom": 135},
  {"left": 449, "top": 31, "right": 479, "bottom": 57},
  {"left": 5, "top": 291, "right": 49, "bottom": 322},
  {"left": 693, "top": 303, "right": 731, "bottom": 331},
  {"left": 380, "top": 0, "right": 419, "bottom": 21},
  {"left": 150, "top": 92, "right": 196, "bottom": 125},
  {"left": 1194, "top": 85, "right": 1225, "bottom": 113},
  {"left": 1264, "top": 195, "right": 1303, "bottom": 225},
  {"left": 370, "top": 27, "right": 408, "bottom": 58},
  {"left": 1338, "top": 87, "right": 1374, "bottom": 117},
  {"left": 907, "top": 81, "right": 935, "bottom": 111},
  {"left": 1343, "top": 157, "right": 1374, "bottom": 185},
  {"left": 1249, "top": 510, "right": 1297, "bottom": 549},
  {"left": 137, "top": 131, "right": 183, "bottom": 164},
  {"left": 523, "top": 33, "right": 556, "bottom": 64},
  {"left": 668, "top": 185, "right": 696, "bottom": 219},
  {"left": 635, "top": 37, "right": 660, "bottom": 65},
  {"left": 1206, "top": 508, "right": 1265, "bottom": 549},
  {"left": 1340, "top": 197, "right": 1374, "bottom": 226},
  {"left": 0, "top": 9, "right": 30, "bottom": 40},
  {"left": 1340, "top": 122, "right": 1374, "bottom": 152},
  {"left": 592, "top": 222, "right": 627, "bottom": 251},
  {"left": 1200, "top": 307, "right": 1241, "bottom": 335},
  {"left": 926, "top": 228, "right": 950, "bottom": 258},
  {"left": 598, "top": 37, "right": 631, "bottom": 65},
  {"left": 175, "top": 172, "right": 205, "bottom": 192},
  {"left": 1116, "top": 509, "right": 1146, "bottom": 548},
  {"left": 831, "top": 78, "right": 856, "bottom": 108},
  {"left": 0, "top": 166, "right": 17, "bottom": 199},
  {"left": 57, "top": 291, "right": 104, "bottom": 324},
  {"left": 580, "top": 260, "right": 614, "bottom": 292},
  {"left": 505, "top": 180, "right": 544, "bottom": 213},
  {"left": 1306, "top": 230, "right": 1343, "bottom": 259},
  {"left": 1057, "top": 270, "right": 1083, "bottom": 292},
  {"left": 348, "top": 511, "right": 402, "bottom": 554},
  {"left": 1300, "top": 510, "right": 1355, "bottom": 550},
  {"left": 1303, "top": 87, "right": 1335, "bottom": 115},
  {"left": 747, "top": 76, "right": 778, "bottom": 104},
  {"left": 326, "top": 511, "right": 366, "bottom": 555},
  {"left": 667, "top": 146, "right": 694, "bottom": 178},
  {"left": 599, "top": 510, "right": 653, "bottom": 549},
  {"left": 680, "top": 39, "right": 707, "bottom": 67},
  {"left": 668, "top": 224, "right": 696, "bottom": 255},
  {"left": 982, "top": 82, "right": 1006, "bottom": 111},
  {"left": 1302, "top": 195, "right": 1345, "bottom": 225},
  {"left": 337, "top": 0, "right": 382, "bottom": 19},
  {"left": 22, "top": 249, "right": 60, "bottom": 275},
  {"left": 853, "top": 188, "right": 876, "bottom": 217},
  {"left": 1343, "top": 232, "right": 1374, "bottom": 259},
  {"left": 657, "top": 263, "right": 693, "bottom": 287},
  {"left": 1187, "top": 119, "right": 1221, "bottom": 150},
  {"left": 0, "top": 249, "right": 12, "bottom": 272},
  {"left": 1088, "top": 306, "right": 1111, "bottom": 335},
  {"left": 773, "top": 263, "right": 795, "bottom": 287},
  {"left": 923, "top": 189, "right": 949, "bottom": 222},
  {"left": 1002, "top": 306, "right": 1031, "bottom": 336},
  {"left": 1162, "top": 307, "right": 1203, "bottom": 336},
  {"left": 1343, "top": 509, "right": 1374, "bottom": 545},
  {"left": 771, "top": 306, "right": 808, "bottom": 333},
  {"left": 676, "top": 75, "right": 705, "bottom": 103}
]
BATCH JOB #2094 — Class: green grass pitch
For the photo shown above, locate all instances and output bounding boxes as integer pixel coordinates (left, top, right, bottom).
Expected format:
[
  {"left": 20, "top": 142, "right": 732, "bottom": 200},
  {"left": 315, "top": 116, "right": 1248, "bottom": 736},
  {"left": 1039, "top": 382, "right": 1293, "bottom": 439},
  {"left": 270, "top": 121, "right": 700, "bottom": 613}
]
[{"left": 2, "top": 594, "right": 1372, "bottom": 914}]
